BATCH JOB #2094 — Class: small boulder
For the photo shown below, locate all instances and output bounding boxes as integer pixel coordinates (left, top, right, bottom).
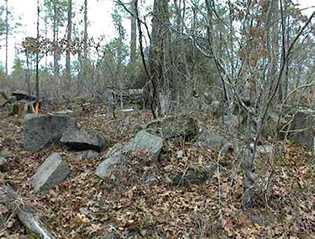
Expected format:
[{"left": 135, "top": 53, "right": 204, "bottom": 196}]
[
  {"left": 77, "top": 150, "right": 100, "bottom": 160},
  {"left": 146, "top": 115, "right": 199, "bottom": 140},
  {"left": 96, "top": 143, "right": 128, "bottom": 179},
  {"left": 24, "top": 114, "right": 77, "bottom": 151},
  {"left": 31, "top": 153, "right": 70, "bottom": 193},
  {"left": 194, "top": 128, "right": 227, "bottom": 150},
  {"left": 96, "top": 153, "right": 126, "bottom": 179},
  {"left": 96, "top": 131, "right": 164, "bottom": 179},
  {"left": 60, "top": 128, "right": 107, "bottom": 152},
  {"left": 128, "top": 130, "right": 164, "bottom": 157},
  {"left": 289, "top": 110, "right": 314, "bottom": 151},
  {"left": 171, "top": 166, "right": 210, "bottom": 186}
]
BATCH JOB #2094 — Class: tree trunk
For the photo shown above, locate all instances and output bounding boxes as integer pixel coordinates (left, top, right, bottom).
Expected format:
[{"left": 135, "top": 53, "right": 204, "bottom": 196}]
[
  {"left": 130, "top": 0, "right": 137, "bottom": 64},
  {"left": 148, "top": 0, "right": 172, "bottom": 117},
  {"left": 66, "top": 0, "right": 72, "bottom": 82},
  {"left": 5, "top": 0, "right": 9, "bottom": 77},
  {"left": 53, "top": 1, "right": 59, "bottom": 76},
  {"left": 25, "top": 50, "right": 31, "bottom": 96},
  {"left": 270, "top": 0, "right": 280, "bottom": 102},
  {"left": 35, "top": 0, "right": 40, "bottom": 112},
  {"left": 283, "top": 0, "right": 289, "bottom": 99},
  {"left": 82, "top": 0, "right": 88, "bottom": 81},
  {"left": 44, "top": 15, "right": 48, "bottom": 70}
]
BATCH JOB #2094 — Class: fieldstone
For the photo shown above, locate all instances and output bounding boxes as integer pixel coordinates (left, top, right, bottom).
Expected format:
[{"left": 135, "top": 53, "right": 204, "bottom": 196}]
[
  {"left": 31, "top": 153, "right": 70, "bottom": 193},
  {"left": 289, "top": 110, "right": 314, "bottom": 151},
  {"left": 60, "top": 128, "right": 107, "bottom": 152},
  {"left": 171, "top": 167, "right": 210, "bottom": 186},
  {"left": 23, "top": 113, "right": 77, "bottom": 151},
  {"left": 95, "top": 153, "right": 126, "bottom": 179},
  {"left": 105, "top": 143, "right": 127, "bottom": 157},
  {"left": 128, "top": 130, "right": 164, "bottom": 157},
  {"left": 146, "top": 115, "right": 199, "bottom": 140},
  {"left": 96, "top": 143, "right": 128, "bottom": 179},
  {"left": 77, "top": 150, "right": 100, "bottom": 160},
  {"left": 194, "top": 128, "right": 227, "bottom": 150},
  {"left": 96, "top": 131, "right": 164, "bottom": 179},
  {"left": 0, "top": 156, "right": 8, "bottom": 171}
]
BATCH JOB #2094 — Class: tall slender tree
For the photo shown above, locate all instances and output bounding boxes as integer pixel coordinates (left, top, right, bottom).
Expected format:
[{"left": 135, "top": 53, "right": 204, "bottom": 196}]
[
  {"left": 35, "top": 0, "right": 40, "bottom": 112},
  {"left": 66, "top": 0, "right": 72, "bottom": 81},
  {"left": 43, "top": 0, "right": 67, "bottom": 75},
  {"left": 5, "top": 0, "right": 8, "bottom": 77},
  {"left": 82, "top": 0, "right": 88, "bottom": 81},
  {"left": 130, "top": 0, "right": 137, "bottom": 65}
]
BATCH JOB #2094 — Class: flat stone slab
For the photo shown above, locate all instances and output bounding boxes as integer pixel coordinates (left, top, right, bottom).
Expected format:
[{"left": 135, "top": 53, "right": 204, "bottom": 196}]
[
  {"left": 60, "top": 128, "right": 107, "bottom": 152},
  {"left": 24, "top": 113, "right": 76, "bottom": 151},
  {"left": 31, "top": 153, "right": 70, "bottom": 193}
]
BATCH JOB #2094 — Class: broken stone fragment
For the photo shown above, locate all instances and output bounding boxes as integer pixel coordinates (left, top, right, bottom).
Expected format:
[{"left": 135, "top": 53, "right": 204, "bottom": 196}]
[{"left": 31, "top": 153, "right": 70, "bottom": 193}]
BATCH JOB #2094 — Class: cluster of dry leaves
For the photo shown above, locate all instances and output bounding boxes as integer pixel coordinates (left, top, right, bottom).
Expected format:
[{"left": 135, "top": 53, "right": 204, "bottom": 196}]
[{"left": 0, "top": 100, "right": 314, "bottom": 238}]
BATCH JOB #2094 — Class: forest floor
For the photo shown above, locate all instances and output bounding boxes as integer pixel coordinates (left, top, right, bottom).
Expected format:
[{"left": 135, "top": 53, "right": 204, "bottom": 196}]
[{"left": 0, "top": 100, "right": 314, "bottom": 239}]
